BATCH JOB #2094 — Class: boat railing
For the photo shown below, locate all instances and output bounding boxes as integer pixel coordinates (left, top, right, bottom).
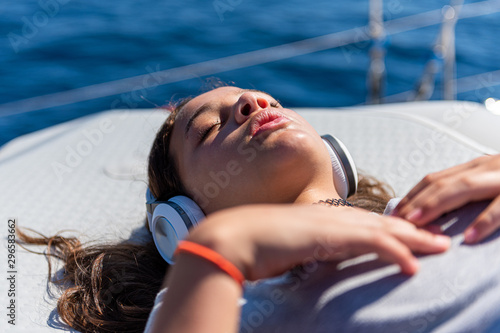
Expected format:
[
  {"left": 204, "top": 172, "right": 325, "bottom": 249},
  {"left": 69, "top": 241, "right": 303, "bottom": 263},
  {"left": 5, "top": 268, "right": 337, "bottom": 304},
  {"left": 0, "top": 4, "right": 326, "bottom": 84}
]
[{"left": 0, "top": 0, "right": 499, "bottom": 118}]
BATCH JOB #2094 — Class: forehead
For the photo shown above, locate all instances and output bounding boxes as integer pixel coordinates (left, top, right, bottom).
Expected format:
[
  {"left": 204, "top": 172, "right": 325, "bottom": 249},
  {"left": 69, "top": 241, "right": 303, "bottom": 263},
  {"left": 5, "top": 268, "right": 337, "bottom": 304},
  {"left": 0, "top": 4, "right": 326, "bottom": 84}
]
[
  {"left": 172, "top": 86, "right": 275, "bottom": 138},
  {"left": 169, "top": 86, "right": 242, "bottom": 167},
  {"left": 175, "top": 86, "right": 241, "bottom": 123}
]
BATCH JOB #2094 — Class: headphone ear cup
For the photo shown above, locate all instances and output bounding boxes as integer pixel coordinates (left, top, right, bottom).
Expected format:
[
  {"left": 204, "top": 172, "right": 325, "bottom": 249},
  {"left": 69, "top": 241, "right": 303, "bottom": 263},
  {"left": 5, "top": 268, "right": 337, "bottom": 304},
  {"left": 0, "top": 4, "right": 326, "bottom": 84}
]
[
  {"left": 149, "top": 195, "right": 205, "bottom": 264},
  {"left": 321, "top": 135, "right": 358, "bottom": 199}
]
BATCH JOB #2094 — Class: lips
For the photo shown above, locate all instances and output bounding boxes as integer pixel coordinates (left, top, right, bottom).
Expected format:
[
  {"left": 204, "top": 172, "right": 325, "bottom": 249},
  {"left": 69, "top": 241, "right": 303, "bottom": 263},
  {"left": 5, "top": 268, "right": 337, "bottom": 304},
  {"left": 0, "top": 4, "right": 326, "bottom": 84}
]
[{"left": 250, "top": 110, "right": 291, "bottom": 137}]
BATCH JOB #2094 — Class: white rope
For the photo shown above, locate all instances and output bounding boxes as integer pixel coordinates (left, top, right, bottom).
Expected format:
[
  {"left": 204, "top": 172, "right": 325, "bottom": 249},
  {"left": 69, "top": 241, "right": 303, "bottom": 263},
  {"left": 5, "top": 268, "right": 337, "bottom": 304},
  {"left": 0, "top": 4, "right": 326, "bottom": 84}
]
[
  {"left": 1, "top": 0, "right": 499, "bottom": 116},
  {"left": 383, "top": 69, "right": 500, "bottom": 103}
]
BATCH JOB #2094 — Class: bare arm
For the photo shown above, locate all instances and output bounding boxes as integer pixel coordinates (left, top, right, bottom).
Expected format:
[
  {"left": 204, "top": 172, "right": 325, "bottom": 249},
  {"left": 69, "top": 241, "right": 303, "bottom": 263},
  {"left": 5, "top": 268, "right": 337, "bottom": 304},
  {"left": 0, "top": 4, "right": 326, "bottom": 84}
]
[{"left": 148, "top": 204, "right": 450, "bottom": 333}]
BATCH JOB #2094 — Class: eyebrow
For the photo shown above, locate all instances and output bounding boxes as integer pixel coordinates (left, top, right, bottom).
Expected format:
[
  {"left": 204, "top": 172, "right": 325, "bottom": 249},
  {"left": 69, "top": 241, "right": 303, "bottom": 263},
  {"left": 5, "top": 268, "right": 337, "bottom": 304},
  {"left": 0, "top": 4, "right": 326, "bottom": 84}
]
[
  {"left": 183, "top": 88, "right": 276, "bottom": 137},
  {"left": 185, "top": 103, "right": 211, "bottom": 136}
]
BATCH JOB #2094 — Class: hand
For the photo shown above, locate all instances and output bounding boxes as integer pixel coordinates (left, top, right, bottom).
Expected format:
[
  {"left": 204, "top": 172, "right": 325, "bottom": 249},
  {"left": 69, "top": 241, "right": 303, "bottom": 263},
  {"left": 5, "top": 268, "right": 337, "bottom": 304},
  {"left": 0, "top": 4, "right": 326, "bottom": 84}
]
[
  {"left": 188, "top": 204, "right": 451, "bottom": 278},
  {"left": 153, "top": 204, "right": 450, "bottom": 333},
  {"left": 394, "top": 155, "right": 500, "bottom": 243}
]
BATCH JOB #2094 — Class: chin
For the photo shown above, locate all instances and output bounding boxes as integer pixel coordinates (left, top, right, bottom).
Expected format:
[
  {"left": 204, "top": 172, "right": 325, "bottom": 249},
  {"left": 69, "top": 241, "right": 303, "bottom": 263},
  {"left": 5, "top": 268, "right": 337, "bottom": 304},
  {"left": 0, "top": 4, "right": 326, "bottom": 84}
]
[
  {"left": 269, "top": 128, "right": 319, "bottom": 153},
  {"left": 254, "top": 129, "right": 324, "bottom": 176}
]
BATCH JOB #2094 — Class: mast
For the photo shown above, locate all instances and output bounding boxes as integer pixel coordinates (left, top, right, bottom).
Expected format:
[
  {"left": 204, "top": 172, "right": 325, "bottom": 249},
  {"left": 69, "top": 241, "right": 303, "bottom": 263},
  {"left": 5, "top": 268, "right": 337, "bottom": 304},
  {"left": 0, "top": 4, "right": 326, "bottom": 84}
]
[
  {"left": 441, "top": 1, "right": 463, "bottom": 100},
  {"left": 367, "top": 0, "right": 386, "bottom": 104}
]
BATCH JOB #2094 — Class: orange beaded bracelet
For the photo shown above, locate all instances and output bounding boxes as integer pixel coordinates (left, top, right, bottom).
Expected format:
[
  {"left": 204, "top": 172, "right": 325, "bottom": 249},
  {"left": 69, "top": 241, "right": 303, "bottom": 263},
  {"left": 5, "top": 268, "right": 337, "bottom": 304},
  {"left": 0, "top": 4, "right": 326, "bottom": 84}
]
[{"left": 174, "top": 241, "right": 245, "bottom": 286}]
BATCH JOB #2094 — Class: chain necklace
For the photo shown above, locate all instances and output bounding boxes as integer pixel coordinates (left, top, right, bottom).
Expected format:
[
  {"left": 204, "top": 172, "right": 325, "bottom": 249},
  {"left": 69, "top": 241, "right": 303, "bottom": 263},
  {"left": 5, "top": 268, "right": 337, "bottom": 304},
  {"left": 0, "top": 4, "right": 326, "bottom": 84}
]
[{"left": 315, "top": 198, "right": 353, "bottom": 207}]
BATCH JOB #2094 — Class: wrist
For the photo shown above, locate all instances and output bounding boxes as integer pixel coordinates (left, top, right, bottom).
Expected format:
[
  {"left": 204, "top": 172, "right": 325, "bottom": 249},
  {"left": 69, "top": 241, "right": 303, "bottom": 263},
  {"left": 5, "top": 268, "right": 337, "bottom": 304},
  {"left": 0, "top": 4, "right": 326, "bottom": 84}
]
[
  {"left": 175, "top": 241, "right": 245, "bottom": 285},
  {"left": 186, "top": 214, "right": 253, "bottom": 280},
  {"left": 157, "top": 252, "right": 243, "bottom": 333}
]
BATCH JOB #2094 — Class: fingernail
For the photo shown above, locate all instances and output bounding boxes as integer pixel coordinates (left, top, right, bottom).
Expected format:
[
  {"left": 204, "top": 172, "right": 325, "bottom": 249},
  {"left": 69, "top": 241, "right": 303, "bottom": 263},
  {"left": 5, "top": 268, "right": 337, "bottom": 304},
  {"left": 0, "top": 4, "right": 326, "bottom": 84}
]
[
  {"left": 464, "top": 228, "right": 478, "bottom": 243},
  {"left": 434, "top": 234, "right": 451, "bottom": 247},
  {"left": 406, "top": 208, "right": 422, "bottom": 222}
]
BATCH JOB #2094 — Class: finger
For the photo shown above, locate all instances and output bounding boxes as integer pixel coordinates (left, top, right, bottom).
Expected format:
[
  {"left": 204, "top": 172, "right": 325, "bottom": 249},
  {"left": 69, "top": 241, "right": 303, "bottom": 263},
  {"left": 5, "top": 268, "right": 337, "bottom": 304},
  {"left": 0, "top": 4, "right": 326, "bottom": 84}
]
[
  {"left": 389, "top": 223, "right": 451, "bottom": 253},
  {"left": 342, "top": 227, "right": 419, "bottom": 275},
  {"left": 398, "top": 177, "right": 471, "bottom": 226},
  {"left": 349, "top": 219, "right": 449, "bottom": 275},
  {"left": 395, "top": 156, "right": 489, "bottom": 213},
  {"left": 396, "top": 159, "right": 480, "bottom": 210},
  {"left": 376, "top": 232, "right": 420, "bottom": 275},
  {"left": 376, "top": 215, "right": 450, "bottom": 251},
  {"left": 399, "top": 171, "right": 500, "bottom": 226},
  {"left": 464, "top": 196, "right": 500, "bottom": 244}
]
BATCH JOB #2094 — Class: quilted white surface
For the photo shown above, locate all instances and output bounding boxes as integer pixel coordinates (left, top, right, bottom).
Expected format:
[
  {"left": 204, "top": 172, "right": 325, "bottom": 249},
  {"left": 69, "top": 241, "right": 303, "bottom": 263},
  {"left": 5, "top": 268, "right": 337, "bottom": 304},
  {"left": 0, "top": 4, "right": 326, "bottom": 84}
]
[{"left": 0, "top": 102, "right": 496, "bottom": 332}]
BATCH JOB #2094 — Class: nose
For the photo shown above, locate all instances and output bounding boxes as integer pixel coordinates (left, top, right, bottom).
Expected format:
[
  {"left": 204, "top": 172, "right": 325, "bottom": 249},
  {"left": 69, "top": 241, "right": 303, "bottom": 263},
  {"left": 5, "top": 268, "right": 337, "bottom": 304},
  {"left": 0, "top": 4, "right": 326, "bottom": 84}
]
[{"left": 234, "top": 92, "right": 270, "bottom": 125}]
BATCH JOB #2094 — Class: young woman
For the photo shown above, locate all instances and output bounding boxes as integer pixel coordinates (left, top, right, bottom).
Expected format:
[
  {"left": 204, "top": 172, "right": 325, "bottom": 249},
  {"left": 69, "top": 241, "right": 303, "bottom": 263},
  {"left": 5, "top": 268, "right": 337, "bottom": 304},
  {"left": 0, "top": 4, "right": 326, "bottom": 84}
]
[
  {"left": 22, "top": 86, "right": 500, "bottom": 333},
  {"left": 144, "top": 86, "right": 500, "bottom": 333}
]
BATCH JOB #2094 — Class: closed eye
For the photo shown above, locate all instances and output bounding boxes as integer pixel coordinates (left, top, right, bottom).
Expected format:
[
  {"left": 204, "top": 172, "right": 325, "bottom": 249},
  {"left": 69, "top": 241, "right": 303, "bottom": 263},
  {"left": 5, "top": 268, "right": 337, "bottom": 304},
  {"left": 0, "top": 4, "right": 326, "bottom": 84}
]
[{"left": 197, "top": 120, "right": 222, "bottom": 144}]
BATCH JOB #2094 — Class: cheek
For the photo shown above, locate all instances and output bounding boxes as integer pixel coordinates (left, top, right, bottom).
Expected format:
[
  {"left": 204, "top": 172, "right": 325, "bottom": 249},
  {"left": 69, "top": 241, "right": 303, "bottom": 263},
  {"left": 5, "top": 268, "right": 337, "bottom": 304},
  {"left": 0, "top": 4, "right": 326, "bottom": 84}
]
[
  {"left": 184, "top": 147, "right": 232, "bottom": 188},
  {"left": 182, "top": 126, "right": 251, "bottom": 191}
]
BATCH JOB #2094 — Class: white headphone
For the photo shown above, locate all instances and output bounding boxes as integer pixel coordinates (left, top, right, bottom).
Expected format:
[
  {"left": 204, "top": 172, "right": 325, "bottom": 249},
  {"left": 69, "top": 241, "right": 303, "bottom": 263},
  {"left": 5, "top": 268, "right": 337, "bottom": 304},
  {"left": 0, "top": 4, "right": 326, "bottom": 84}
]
[{"left": 146, "top": 134, "right": 358, "bottom": 264}]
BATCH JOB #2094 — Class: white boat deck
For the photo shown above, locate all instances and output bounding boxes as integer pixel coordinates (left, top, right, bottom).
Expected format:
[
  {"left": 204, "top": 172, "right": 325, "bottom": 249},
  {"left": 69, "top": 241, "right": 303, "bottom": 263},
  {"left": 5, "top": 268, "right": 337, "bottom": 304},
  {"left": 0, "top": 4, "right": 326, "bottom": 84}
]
[{"left": 0, "top": 101, "right": 498, "bottom": 332}]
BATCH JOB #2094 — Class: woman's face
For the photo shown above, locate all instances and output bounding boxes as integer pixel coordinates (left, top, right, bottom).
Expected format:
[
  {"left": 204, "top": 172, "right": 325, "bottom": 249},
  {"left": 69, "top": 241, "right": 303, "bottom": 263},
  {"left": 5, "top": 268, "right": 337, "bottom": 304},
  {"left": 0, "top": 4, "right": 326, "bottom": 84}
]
[{"left": 169, "top": 86, "right": 334, "bottom": 213}]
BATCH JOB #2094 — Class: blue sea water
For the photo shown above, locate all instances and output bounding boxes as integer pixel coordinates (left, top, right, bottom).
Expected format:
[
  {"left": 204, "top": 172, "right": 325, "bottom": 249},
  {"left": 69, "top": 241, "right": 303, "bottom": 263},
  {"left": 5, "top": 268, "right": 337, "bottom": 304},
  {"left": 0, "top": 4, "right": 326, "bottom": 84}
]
[{"left": 1, "top": 0, "right": 499, "bottom": 146}]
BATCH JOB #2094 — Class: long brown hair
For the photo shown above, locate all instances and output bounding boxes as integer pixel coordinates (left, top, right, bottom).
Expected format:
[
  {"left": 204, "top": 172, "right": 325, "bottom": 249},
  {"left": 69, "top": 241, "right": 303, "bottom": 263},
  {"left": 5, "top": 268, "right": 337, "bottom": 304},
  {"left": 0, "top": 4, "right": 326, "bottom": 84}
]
[{"left": 18, "top": 92, "right": 394, "bottom": 333}]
